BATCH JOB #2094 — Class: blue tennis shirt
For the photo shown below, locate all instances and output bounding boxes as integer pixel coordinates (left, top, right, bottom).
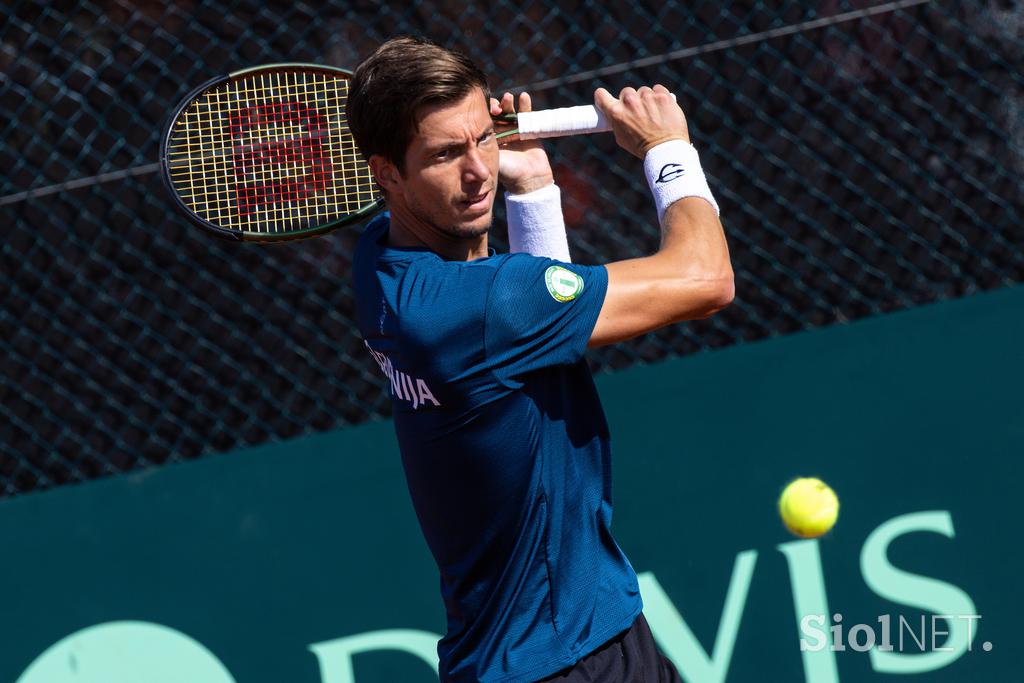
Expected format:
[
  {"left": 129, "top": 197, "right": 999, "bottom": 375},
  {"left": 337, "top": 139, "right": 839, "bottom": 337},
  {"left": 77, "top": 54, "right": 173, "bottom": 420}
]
[{"left": 353, "top": 214, "right": 642, "bottom": 683}]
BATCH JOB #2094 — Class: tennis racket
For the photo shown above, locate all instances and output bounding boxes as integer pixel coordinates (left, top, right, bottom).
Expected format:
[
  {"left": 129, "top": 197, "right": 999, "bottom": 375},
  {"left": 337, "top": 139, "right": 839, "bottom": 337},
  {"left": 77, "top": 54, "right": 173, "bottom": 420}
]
[{"left": 161, "top": 63, "right": 619, "bottom": 242}]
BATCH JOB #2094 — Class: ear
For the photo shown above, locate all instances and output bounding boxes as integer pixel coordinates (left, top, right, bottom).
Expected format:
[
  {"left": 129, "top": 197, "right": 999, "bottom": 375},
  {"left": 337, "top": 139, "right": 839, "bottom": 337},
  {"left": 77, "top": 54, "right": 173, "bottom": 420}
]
[{"left": 368, "top": 155, "right": 402, "bottom": 195}]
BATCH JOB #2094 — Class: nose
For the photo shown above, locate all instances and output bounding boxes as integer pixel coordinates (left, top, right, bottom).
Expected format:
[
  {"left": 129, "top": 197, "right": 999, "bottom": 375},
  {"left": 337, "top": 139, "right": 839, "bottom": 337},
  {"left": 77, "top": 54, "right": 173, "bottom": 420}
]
[{"left": 462, "top": 146, "right": 491, "bottom": 185}]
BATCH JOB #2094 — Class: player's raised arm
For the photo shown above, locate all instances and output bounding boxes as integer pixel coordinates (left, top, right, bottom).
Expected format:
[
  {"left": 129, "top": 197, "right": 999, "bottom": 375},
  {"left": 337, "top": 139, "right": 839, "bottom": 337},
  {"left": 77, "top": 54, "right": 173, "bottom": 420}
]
[{"left": 588, "top": 85, "right": 734, "bottom": 348}]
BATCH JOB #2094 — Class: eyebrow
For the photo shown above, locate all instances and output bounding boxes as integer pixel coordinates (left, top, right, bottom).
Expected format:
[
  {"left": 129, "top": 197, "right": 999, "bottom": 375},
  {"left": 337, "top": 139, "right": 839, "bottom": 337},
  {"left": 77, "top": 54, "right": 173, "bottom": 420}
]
[{"left": 423, "top": 126, "right": 495, "bottom": 155}]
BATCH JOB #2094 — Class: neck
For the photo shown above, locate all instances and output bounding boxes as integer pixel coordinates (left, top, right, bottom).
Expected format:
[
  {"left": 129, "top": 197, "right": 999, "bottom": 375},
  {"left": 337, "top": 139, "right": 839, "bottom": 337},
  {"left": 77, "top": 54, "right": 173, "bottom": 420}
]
[{"left": 386, "top": 203, "right": 489, "bottom": 262}]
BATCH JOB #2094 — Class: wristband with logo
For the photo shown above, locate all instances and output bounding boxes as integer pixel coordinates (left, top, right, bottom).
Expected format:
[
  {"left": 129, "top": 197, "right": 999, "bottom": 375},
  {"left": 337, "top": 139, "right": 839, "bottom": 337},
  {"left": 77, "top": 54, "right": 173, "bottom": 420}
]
[{"left": 643, "top": 139, "right": 720, "bottom": 222}]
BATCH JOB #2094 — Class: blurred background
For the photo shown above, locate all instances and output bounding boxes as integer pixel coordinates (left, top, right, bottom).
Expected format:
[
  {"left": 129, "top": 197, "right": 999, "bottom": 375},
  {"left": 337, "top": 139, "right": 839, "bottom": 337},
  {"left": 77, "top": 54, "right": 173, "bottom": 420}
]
[
  {"left": 2, "top": 2, "right": 1023, "bottom": 682},
  {"left": 2, "top": 0, "right": 1021, "bottom": 498}
]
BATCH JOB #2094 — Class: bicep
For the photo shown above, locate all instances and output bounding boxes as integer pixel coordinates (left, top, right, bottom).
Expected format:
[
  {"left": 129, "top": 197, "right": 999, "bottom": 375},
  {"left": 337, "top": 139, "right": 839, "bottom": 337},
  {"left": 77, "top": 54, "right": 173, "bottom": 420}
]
[
  {"left": 588, "top": 197, "right": 734, "bottom": 348},
  {"left": 588, "top": 255, "right": 734, "bottom": 348}
]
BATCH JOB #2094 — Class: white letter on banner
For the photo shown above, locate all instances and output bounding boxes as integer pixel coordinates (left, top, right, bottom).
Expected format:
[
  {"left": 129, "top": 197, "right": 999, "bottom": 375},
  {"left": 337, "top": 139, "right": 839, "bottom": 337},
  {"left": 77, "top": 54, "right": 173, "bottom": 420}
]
[
  {"left": 309, "top": 629, "right": 441, "bottom": 683},
  {"left": 16, "top": 621, "right": 236, "bottom": 683},
  {"left": 861, "top": 511, "right": 977, "bottom": 674},
  {"left": 778, "top": 539, "right": 840, "bottom": 683},
  {"left": 638, "top": 551, "right": 756, "bottom": 683}
]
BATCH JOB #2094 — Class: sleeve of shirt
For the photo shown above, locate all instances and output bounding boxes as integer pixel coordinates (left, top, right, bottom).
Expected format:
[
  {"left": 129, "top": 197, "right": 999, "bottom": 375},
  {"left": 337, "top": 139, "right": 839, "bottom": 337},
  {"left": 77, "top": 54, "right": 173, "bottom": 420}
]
[{"left": 484, "top": 253, "right": 608, "bottom": 387}]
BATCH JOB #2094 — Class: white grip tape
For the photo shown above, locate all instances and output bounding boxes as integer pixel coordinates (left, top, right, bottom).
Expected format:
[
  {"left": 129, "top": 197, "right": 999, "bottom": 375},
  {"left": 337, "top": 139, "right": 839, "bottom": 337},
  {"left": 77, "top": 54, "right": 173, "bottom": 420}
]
[
  {"left": 644, "top": 139, "right": 720, "bottom": 221},
  {"left": 516, "top": 105, "right": 610, "bottom": 140},
  {"left": 515, "top": 94, "right": 677, "bottom": 140}
]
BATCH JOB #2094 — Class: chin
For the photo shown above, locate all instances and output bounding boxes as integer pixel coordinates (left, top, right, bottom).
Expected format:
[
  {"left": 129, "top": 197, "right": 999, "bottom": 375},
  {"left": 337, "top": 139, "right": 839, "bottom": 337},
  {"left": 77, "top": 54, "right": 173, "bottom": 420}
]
[
  {"left": 445, "top": 224, "right": 490, "bottom": 239},
  {"left": 446, "top": 213, "right": 492, "bottom": 238}
]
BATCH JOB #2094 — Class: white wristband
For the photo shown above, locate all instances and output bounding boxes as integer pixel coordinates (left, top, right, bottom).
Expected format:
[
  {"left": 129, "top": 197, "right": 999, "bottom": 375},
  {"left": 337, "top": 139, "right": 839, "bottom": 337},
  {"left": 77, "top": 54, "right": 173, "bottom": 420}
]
[
  {"left": 504, "top": 183, "right": 572, "bottom": 262},
  {"left": 643, "top": 139, "right": 720, "bottom": 222}
]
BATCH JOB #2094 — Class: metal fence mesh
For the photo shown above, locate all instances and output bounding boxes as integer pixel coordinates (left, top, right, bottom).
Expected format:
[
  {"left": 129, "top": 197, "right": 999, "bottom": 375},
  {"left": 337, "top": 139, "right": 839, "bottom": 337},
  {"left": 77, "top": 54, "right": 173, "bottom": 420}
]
[{"left": 2, "top": 0, "right": 1022, "bottom": 497}]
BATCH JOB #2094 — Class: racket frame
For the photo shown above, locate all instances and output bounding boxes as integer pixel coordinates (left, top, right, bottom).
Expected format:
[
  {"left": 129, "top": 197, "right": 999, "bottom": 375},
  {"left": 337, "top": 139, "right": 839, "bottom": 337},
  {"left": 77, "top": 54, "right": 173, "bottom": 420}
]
[{"left": 160, "top": 63, "right": 385, "bottom": 243}]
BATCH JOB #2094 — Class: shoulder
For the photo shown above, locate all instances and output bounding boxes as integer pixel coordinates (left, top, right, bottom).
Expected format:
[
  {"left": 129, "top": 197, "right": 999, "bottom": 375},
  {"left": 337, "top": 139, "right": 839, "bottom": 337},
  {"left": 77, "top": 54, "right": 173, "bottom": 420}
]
[
  {"left": 385, "top": 254, "right": 516, "bottom": 353},
  {"left": 355, "top": 213, "right": 390, "bottom": 253}
]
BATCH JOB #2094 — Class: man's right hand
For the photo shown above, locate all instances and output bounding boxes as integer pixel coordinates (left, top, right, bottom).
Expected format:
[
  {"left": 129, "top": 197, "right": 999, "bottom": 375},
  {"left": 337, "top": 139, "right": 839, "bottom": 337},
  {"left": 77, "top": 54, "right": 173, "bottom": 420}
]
[{"left": 594, "top": 85, "right": 690, "bottom": 159}]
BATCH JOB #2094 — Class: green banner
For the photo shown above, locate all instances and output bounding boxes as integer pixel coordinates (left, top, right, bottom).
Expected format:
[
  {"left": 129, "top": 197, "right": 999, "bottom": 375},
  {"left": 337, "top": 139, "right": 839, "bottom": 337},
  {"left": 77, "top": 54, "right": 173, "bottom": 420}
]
[{"left": 3, "top": 286, "right": 1021, "bottom": 682}]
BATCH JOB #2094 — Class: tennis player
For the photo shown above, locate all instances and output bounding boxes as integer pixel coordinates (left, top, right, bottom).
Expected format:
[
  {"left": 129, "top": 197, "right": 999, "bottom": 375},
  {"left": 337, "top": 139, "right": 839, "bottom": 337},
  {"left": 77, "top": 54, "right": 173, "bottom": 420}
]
[{"left": 348, "top": 36, "right": 732, "bottom": 683}]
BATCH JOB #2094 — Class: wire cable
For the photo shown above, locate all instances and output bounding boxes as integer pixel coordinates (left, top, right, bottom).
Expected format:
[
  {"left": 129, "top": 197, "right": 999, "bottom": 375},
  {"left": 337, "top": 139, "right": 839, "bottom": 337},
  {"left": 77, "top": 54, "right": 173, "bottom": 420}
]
[{"left": 0, "top": 0, "right": 931, "bottom": 207}]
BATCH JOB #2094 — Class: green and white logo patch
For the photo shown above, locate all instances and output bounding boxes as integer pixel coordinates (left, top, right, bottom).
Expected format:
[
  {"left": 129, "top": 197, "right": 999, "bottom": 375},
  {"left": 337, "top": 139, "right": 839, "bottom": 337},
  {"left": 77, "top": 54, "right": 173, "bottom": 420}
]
[{"left": 544, "top": 265, "right": 584, "bottom": 302}]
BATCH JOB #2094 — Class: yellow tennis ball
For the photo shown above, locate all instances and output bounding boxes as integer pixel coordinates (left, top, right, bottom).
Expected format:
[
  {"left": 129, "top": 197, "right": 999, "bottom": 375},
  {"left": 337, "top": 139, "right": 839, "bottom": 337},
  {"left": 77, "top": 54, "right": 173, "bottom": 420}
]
[{"left": 779, "top": 477, "right": 839, "bottom": 538}]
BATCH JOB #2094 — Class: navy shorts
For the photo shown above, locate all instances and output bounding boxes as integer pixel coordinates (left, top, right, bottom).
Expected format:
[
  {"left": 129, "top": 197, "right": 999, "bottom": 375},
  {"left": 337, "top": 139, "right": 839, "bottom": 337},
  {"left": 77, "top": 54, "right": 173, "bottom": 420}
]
[{"left": 534, "top": 614, "right": 683, "bottom": 683}]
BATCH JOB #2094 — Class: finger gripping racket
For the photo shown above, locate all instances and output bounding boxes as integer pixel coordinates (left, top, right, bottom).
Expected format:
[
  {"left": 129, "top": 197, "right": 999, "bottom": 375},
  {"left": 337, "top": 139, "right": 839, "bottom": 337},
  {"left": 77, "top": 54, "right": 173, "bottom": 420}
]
[{"left": 162, "top": 63, "right": 627, "bottom": 242}]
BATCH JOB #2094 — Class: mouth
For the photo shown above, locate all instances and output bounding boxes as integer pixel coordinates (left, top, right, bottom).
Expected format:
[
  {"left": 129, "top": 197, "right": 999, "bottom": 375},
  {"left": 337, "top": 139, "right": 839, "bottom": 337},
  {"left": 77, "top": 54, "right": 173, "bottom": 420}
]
[{"left": 460, "top": 190, "right": 492, "bottom": 212}]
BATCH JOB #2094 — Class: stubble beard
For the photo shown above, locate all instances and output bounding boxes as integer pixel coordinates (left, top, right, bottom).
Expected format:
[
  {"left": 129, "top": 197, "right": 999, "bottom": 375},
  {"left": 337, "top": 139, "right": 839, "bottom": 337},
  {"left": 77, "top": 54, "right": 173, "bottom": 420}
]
[
  {"left": 441, "top": 219, "right": 491, "bottom": 240},
  {"left": 408, "top": 196, "right": 492, "bottom": 240}
]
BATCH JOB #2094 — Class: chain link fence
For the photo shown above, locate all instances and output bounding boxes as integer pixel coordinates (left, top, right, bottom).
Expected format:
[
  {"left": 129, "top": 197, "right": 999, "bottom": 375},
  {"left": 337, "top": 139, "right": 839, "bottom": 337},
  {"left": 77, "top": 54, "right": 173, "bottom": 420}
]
[{"left": 2, "top": 0, "right": 1022, "bottom": 497}]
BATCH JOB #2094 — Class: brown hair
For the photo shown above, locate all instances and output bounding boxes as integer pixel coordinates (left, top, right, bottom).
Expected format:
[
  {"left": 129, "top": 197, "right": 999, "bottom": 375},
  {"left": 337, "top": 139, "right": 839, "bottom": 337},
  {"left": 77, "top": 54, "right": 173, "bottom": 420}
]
[{"left": 347, "top": 36, "right": 490, "bottom": 173}]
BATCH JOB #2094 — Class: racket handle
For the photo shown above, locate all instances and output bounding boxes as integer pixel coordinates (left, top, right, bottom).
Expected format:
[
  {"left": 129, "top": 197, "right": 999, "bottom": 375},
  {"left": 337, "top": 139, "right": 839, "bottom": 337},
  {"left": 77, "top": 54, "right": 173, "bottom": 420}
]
[
  {"left": 516, "top": 105, "right": 610, "bottom": 140},
  {"left": 515, "top": 94, "right": 677, "bottom": 140}
]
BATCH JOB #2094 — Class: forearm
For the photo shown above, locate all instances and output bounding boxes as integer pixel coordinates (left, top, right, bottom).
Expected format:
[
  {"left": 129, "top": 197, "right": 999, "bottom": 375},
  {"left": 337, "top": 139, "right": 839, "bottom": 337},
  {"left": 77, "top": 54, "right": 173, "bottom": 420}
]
[
  {"left": 505, "top": 183, "right": 572, "bottom": 262},
  {"left": 657, "top": 199, "right": 733, "bottom": 299},
  {"left": 645, "top": 141, "right": 733, "bottom": 313}
]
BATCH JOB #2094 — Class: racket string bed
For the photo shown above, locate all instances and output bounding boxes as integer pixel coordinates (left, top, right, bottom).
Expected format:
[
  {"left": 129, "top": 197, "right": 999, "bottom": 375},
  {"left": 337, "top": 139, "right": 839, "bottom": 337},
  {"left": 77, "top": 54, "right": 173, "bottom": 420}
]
[{"left": 163, "top": 65, "right": 381, "bottom": 240}]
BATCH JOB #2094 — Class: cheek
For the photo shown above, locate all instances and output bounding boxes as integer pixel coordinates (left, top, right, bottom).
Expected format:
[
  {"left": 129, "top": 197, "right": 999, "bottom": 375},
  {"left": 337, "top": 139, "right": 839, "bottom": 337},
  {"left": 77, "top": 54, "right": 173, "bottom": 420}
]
[
  {"left": 404, "top": 169, "right": 458, "bottom": 214},
  {"left": 419, "top": 165, "right": 451, "bottom": 188},
  {"left": 485, "top": 145, "right": 499, "bottom": 176},
  {"left": 405, "top": 169, "right": 441, "bottom": 200}
]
